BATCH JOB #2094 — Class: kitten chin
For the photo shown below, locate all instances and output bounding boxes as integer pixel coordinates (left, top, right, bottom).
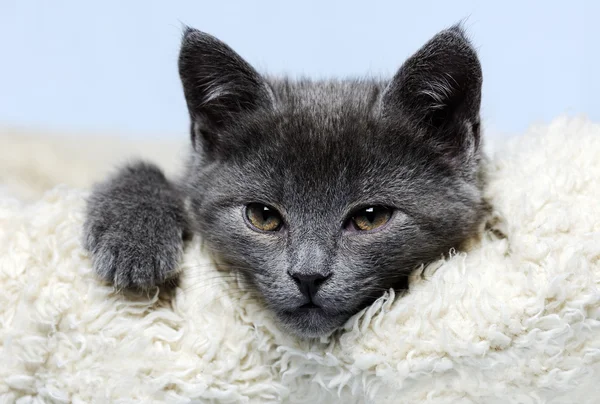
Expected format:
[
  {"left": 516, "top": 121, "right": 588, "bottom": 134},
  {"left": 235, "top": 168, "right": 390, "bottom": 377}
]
[{"left": 278, "top": 309, "right": 349, "bottom": 339}]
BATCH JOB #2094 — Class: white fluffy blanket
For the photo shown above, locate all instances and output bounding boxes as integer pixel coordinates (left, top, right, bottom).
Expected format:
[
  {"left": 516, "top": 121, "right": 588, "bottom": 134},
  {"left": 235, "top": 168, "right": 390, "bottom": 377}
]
[{"left": 1, "top": 117, "right": 599, "bottom": 403}]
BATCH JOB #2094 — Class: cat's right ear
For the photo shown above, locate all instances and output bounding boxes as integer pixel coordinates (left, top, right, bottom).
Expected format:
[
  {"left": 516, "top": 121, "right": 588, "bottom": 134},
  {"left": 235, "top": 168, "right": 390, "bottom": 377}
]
[
  {"left": 178, "top": 27, "right": 275, "bottom": 155},
  {"left": 380, "top": 25, "right": 482, "bottom": 168}
]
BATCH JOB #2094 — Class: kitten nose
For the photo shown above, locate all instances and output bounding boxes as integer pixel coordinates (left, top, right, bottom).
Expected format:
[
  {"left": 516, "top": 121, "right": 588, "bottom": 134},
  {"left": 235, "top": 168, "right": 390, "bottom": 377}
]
[{"left": 289, "top": 272, "right": 331, "bottom": 301}]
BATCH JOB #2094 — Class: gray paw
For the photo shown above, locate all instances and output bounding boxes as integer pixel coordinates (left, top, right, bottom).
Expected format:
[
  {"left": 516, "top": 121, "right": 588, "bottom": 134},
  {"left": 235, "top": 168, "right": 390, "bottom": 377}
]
[{"left": 83, "top": 161, "right": 189, "bottom": 290}]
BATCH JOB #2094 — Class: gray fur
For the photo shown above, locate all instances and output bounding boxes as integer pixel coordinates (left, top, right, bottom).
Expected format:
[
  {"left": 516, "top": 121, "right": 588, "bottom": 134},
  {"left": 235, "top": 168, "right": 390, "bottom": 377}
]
[
  {"left": 83, "top": 24, "right": 486, "bottom": 338},
  {"left": 83, "top": 162, "right": 189, "bottom": 289}
]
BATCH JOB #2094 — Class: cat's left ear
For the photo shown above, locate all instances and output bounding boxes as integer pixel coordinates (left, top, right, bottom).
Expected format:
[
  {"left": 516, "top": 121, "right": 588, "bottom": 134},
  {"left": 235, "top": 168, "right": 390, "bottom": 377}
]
[
  {"left": 380, "top": 25, "right": 482, "bottom": 165},
  {"left": 178, "top": 27, "right": 275, "bottom": 156}
]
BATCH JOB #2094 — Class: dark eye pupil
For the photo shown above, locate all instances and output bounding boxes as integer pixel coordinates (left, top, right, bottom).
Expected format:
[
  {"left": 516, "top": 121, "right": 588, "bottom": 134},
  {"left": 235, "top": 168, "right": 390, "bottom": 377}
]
[
  {"left": 363, "top": 207, "right": 376, "bottom": 222},
  {"left": 261, "top": 206, "right": 274, "bottom": 221}
]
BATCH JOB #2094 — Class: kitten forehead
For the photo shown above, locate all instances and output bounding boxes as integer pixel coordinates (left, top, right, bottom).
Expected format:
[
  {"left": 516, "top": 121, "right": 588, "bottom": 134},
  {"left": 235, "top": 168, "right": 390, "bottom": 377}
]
[{"left": 268, "top": 78, "right": 385, "bottom": 115}]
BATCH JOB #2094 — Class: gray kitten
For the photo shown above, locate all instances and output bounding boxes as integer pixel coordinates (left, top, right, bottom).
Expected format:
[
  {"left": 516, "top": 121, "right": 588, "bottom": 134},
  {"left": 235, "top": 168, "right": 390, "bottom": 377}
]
[{"left": 84, "top": 24, "right": 486, "bottom": 338}]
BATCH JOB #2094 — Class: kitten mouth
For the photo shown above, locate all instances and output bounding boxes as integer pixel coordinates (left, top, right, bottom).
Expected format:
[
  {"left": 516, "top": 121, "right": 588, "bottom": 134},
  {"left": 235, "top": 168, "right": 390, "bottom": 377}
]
[
  {"left": 299, "top": 302, "right": 321, "bottom": 310},
  {"left": 279, "top": 304, "right": 348, "bottom": 338}
]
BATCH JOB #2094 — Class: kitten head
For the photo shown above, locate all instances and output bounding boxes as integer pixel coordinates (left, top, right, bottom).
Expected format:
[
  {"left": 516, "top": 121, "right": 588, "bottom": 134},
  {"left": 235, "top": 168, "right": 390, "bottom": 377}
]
[{"left": 179, "top": 25, "right": 485, "bottom": 338}]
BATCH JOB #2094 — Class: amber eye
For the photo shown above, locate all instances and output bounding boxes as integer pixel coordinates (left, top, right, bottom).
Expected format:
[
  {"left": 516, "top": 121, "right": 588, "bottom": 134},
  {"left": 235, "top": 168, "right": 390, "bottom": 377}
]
[
  {"left": 350, "top": 206, "right": 392, "bottom": 231},
  {"left": 246, "top": 203, "right": 283, "bottom": 232}
]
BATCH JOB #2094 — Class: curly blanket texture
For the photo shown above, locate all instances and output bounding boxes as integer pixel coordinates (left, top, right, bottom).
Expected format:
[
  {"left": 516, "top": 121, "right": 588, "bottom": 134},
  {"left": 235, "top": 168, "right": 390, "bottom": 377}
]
[{"left": 1, "top": 116, "right": 599, "bottom": 403}]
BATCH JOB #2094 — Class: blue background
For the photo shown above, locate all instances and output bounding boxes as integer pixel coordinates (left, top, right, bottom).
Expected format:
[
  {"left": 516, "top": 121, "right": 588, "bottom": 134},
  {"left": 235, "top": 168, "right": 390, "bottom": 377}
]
[{"left": 1, "top": 0, "right": 597, "bottom": 138}]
